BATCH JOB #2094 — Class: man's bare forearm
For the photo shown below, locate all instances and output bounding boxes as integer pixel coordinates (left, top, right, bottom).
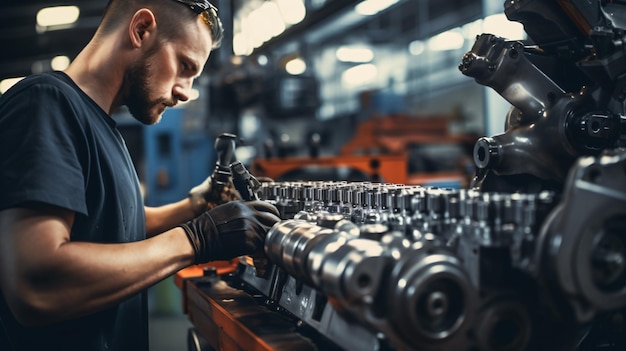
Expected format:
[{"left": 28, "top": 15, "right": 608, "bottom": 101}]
[
  {"left": 41, "top": 231, "right": 191, "bottom": 319},
  {"left": 144, "top": 198, "right": 196, "bottom": 237},
  {"left": 0, "top": 206, "right": 195, "bottom": 326}
]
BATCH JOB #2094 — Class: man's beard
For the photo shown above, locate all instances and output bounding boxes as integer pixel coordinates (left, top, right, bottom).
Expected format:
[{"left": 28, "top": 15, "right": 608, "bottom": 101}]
[{"left": 123, "top": 58, "right": 170, "bottom": 125}]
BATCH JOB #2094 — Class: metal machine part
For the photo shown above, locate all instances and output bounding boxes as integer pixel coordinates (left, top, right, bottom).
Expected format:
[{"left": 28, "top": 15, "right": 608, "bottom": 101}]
[
  {"left": 230, "top": 160, "right": 261, "bottom": 201},
  {"left": 207, "top": 133, "right": 237, "bottom": 199},
  {"left": 181, "top": 2, "right": 626, "bottom": 350},
  {"left": 227, "top": 174, "right": 624, "bottom": 351},
  {"left": 453, "top": 2, "right": 626, "bottom": 345},
  {"left": 459, "top": 0, "right": 626, "bottom": 192},
  {"left": 535, "top": 151, "right": 626, "bottom": 325}
]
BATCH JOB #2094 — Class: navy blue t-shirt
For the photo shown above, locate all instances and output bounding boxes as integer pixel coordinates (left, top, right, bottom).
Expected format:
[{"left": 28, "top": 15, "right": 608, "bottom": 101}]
[{"left": 0, "top": 71, "right": 147, "bottom": 351}]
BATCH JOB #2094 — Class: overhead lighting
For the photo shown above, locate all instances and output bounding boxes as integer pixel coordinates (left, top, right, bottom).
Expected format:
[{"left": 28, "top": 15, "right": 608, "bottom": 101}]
[
  {"left": 285, "top": 58, "right": 307, "bottom": 75},
  {"left": 483, "top": 13, "right": 525, "bottom": 40},
  {"left": 257, "top": 55, "right": 269, "bottom": 66},
  {"left": 51, "top": 56, "right": 71, "bottom": 71},
  {"left": 408, "top": 40, "right": 425, "bottom": 56},
  {"left": 0, "top": 77, "right": 25, "bottom": 94},
  {"left": 233, "top": 32, "right": 250, "bottom": 56},
  {"left": 428, "top": 28, "right": 465, "bottom": 51},
  {"left": 36, "top": 6, "right": 80, "bottom": 28},
  {"left": 342, "top": 64, "right": 378, "bottom": 87},
  {"left": 234, "top": 146, "right": 257, "bottom": 164},
  {"left": 336, "top": 46, "right": 374, "bottom": 63},
  {"left": 275, "top": 0, "right": 306, "bottom": 25},
  {"left": 230, "top": 55, "right": 244, "bottom": 66},
  {"left": 355, "top": 0, "right": 400, "bottom": 16},
  {"left": 248, "top": 2, "right": 285, "bottom": 45},
  {"left": 463, "top": 19, "right": 484, "bottom": 42},
  {"left": 189, "top": 88, "right": 200, "bottom": 100},
  {"left": 240, "top": 112, "right": 260, "bottom": 140},
  {"left": 260, "top": 2, "right": 285, "bottom": 37}
]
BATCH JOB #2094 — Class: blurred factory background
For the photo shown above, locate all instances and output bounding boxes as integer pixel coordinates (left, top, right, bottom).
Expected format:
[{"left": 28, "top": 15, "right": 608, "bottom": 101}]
[{"left": 0, "top": 0, "right": 526, "bottom": 349}]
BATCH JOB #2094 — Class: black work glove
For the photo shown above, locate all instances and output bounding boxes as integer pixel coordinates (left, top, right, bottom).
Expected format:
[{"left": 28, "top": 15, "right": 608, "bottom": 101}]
[{"left": 179, "top": 200, "right": 281, "bottom": 263}]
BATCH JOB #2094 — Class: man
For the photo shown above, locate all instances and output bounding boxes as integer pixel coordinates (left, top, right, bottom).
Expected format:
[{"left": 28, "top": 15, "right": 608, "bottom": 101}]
[{"left": 0, "top": 1, "right": 281, "bottom": 350}]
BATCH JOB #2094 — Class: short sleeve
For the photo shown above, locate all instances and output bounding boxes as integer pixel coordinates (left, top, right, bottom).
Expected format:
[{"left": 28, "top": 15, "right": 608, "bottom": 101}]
[{"left": 0, "top": 79, "right": 88, "bottom": 215}]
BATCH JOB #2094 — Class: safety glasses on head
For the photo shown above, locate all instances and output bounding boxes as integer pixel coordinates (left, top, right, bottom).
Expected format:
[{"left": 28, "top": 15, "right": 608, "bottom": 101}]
[
  {"left": 170, "top": 0, "right": 217, "bottom": 15},
  {"left": 169, "top": 0, "right": 223, "bottom": 47}
]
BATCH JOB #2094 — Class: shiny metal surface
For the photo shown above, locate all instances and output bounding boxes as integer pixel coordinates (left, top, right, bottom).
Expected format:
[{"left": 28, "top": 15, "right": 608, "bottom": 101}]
[
  {"left": 240, "top": 173, "right": 626, "bottom": 350},
  {"left": 249, "top": 181, "right": 559, "bottom": 350},
  {"left": 183, "top": 1, "right": 626, "bottom": 350},
  {"left": 460, "top": 0, "right": 626, "bottom": 192}
]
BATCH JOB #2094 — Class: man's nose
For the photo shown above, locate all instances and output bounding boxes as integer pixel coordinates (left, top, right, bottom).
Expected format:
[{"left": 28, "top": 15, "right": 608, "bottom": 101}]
[{"left": 173, "top": 78, "right": 193, "bottom": 102}]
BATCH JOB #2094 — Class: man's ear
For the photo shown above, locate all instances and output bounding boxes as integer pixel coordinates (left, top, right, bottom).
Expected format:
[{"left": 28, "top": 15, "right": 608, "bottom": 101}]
[{"left": 128, "top": 8, "right": 157, "bottom": 48}]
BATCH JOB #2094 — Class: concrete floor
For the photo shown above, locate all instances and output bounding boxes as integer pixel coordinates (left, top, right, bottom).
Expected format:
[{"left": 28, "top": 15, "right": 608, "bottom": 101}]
[
  {"left": 148, "top": 277, "right": 194, "bottom": 351},
  {"left": 149, "top": 313, "right": 194, "bottom": 351}
]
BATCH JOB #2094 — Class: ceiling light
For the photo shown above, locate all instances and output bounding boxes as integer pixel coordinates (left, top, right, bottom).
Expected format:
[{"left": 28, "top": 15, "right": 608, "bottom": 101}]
[
  {"left": 37, "top": 6, "right": 80, "bottom": 27},
  {"left": 233, "top": 32, "right": 250, "bottom": 56},
  {"left": 285, "top": 58, "right": 306, "bottom": 75},
  {"left": 408, "top": 40, "right": 425, "bottom": 56},
  {"left": 463, "top": 19, "right": 484, "bottom": 41},
  {"left": 230, "top": 55, "right": 244, "bottom": 66},
  {"left": 189, "top": 88, "right": 200, "bottom": 100},
  {"left": 275, "top": 0, "right": 306, "bottom": 25},
  {"left": 257, "top": 55, "right": 269, "bottom": 66},
  {"left": 51, "top": 56, "right": 71, "bottom": 71},
  {"left": 260, "top": 2, "right": 286, "bottom": 37},
  {"left": 248, "top": 2, "right": 285, "bottom": 44},
  {"left": 355, "top": 0, "right": 400, "bottom": 16},
  {"left": 342, "top": 64, "right": 378, "bottom": 87},
  {"left": 240, "top": 113, "right": 260, "bottom": 140},
  {"left": 483, "top": 13, "right": 525, "bottom": 40},
  {"left": 336, "top": 46, "right": 374, "bottom": 63},
  {"left": 428, "top": 28, "right": 465, "bottom": 51},
  {"left": 234, "top": 146, "right": 257, "bottom": 164},
  {"left": 0, "top": 77, "right": 25, "bottom": 94}
]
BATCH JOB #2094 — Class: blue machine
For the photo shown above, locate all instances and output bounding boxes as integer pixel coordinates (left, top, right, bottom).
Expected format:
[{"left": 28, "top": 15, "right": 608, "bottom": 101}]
[{"left": 142, "top": 108, "right": 216, "bottom": 207}]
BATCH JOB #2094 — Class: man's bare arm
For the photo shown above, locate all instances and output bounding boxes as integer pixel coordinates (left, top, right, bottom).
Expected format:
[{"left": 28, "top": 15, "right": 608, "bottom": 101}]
[
  {"left": 144, "top": 198, "right": 196, "bottom": 237},
  {"left": 0, "top": 204, "right": 194, "bottom": 327}
]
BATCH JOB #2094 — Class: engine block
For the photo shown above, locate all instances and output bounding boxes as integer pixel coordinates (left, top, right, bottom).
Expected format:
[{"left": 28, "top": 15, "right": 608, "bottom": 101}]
[
  {"left": 228, "top": 150, "right": 626, "bottom": 351},
  {"left": 190, "top": 1, "right": 626, "bottom": 349}
]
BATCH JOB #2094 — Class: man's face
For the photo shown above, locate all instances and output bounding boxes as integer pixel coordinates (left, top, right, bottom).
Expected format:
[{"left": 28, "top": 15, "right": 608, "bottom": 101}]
[
  {"left": 123, "top": 16, "right": 214, "bottom": 125},
  {"left": 124, "top": 53, "right": 169, "bottom": 125}
]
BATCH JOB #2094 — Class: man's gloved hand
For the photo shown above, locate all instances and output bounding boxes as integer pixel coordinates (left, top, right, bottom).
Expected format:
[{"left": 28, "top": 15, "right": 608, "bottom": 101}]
[
  {"left": 189, "top": 177, "right": 242, "bottom": 216},
  {"left": 179, "top": 200, "right": 281, "bottom": 263}
]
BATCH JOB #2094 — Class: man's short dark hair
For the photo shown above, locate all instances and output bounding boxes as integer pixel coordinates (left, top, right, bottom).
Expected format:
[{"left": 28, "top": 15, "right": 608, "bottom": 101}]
[{"left": 99, "top": 0, "right": 223, "bottom": 48}]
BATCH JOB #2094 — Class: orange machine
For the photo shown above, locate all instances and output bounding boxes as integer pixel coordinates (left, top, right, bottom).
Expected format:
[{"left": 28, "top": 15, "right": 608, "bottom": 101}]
[
  {"left": 175, "top": 259, "right": 343, "bottom": 351},
  {"left": 252, "top": 114, "right": 477, "bottom": 187},
  {"left": 174, "top": 260, "right": 237, "bottom": 313},
  {"left": 340, "top": 113, "right": 465, "bottom": 154},
  {"left": 251, "top": 153, "right": 408, "bottom": 184}
]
